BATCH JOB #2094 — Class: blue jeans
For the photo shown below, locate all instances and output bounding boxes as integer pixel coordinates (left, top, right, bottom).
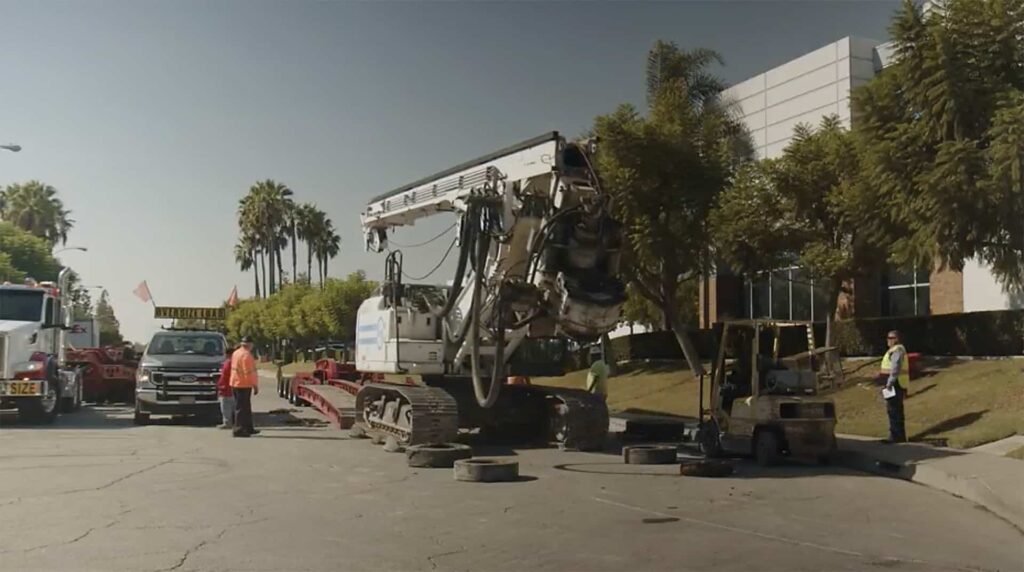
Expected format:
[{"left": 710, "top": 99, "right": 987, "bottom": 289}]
[
  {"left": 885, "top": 385, "right": 906, "bottom": 441},
  {"left": 219, "top": 396, "right": 235, "bottom": 426}
]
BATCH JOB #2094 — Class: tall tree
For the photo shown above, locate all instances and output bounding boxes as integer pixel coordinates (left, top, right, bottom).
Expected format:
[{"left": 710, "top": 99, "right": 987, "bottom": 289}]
[
  {"left": 295, "top": 203, "right": 320, "bottom": 286},
  {"left": 593, "top": 42, "right": 752, "bottom": 374},
  {"left": 64, "top": 270, "right": 94, "bottom": 320},
  {"left": 0, "top": 221, "right": 60, "bottom": 281},
  {"left": 234, "top": 233, "right": 259, "bottom": 298},
  {"left": 94, "top": 290, "right": 124, "bottom": 346},
  {"left": 285, "top": 202, "right": 299, "bottom": 289},
  {"left": 316, "top": 220, "right": 341, "bottom": 288},
  {"left": 853, "top": 0, "right": 1024, "bottom": 287},
  {"left": 237, "top": 180, "right": 294, "bottom": 296},
  {"left": 712, "top": 116, "right": 882, "bottom": 344},
  {"left": 0, "top": 181, "right": 74, "bottom": 245}
]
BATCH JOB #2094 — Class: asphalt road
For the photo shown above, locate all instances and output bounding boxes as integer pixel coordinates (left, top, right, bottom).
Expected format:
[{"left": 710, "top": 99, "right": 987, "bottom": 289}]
[{"left": 1, "top": 378, "right": 1021, "bottom": 572}]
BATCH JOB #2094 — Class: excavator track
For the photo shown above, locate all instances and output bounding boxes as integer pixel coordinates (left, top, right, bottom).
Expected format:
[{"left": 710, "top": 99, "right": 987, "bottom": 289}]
[{"left": 355, "top": 383, "right": 459, "bottom": 446}]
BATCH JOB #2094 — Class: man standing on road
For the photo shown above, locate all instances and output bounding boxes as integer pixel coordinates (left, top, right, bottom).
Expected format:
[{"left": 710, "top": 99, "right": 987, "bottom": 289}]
[
  {"left": 216, "top": 344, "right": 236, "bottom": 430},
  {"left": 230, "top": 336, "right": 260, "bottom": 438},
  {"left": 880, "top": 330, "right": 909, "bottom": 443}
]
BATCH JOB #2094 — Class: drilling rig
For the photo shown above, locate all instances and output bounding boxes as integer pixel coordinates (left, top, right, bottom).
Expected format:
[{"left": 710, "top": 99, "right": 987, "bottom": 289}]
[{"left": 353, "top": 132, "right": 627, "bottom": 450}]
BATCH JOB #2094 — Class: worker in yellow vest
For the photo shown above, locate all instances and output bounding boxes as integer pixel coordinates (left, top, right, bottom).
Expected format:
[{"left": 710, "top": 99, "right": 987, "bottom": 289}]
[{"left": 880, "top": 330, "right": 909, "bottom": 443}]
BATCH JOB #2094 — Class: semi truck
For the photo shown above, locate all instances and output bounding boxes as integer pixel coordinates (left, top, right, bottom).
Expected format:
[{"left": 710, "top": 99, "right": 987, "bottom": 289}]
[{"left": 0, "top": 269, "right": 84, "bottom": 423}]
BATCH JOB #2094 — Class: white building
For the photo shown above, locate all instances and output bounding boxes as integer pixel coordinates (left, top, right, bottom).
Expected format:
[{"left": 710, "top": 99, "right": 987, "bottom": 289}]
[{"left": 701, "top": 35, "right": 1022, "bottom": 324}]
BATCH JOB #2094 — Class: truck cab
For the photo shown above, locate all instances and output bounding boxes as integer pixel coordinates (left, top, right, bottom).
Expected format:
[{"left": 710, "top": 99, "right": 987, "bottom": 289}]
[
  {"left": 134, "top": 330, "right": 228, "bottom": 425},
  {"left": 0, "top": 276, "right": 83, "bottom": 423}
]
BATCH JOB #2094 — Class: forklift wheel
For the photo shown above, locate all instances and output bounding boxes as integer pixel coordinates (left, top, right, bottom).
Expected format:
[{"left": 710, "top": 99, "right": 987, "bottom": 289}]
[
  {"left": 754, "top": 430, "right": 781, "bottom": 467},
  {"left": 697, "top": 420, "right": 724, "bottom": 458}
]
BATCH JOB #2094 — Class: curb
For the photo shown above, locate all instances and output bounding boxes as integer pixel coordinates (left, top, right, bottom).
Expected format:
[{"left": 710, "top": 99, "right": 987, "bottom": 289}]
[{"left": 836, "top": 449, "right": 1024, "bottom": 534}]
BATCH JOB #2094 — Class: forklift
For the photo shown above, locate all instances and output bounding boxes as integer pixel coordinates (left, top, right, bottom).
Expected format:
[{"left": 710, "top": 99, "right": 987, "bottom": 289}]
[{"left": 697, "top": 320, "right": 841, "bottom": 466}]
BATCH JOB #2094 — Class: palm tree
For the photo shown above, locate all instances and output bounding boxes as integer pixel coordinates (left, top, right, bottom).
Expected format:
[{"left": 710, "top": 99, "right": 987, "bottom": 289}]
[
  {"left": 234, "top": 234, "right": 259, "bottom": 299},
  {"left": 316, "top": 220, "right": 341, "bottom": 288},
  {"left": 645, "top": 42, "right": 726, "bottom": 109},
  {"left": 285, "top": 202, "right": 298, "bottom": 288},
  {"left": 237, "top": 180, "right": 293, "bottom": 296},
  {"left": 302, "top": 207, "right": 327, "bottom": 285},
  {"left": 0, "top": 181, "right": 74, "bottom": 245},
  {"left": 295, "top": 203, "right": 319, "bottom": 286}
]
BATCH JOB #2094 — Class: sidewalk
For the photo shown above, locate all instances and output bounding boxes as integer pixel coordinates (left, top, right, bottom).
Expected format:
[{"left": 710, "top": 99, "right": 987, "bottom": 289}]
[{"left": 837, "top": 434, "right": 1024, "bottom": 532}]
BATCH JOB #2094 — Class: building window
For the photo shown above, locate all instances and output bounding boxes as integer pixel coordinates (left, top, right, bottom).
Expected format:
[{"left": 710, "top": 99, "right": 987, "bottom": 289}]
[
  {"left": 883, "top": 267, "right": 930, "bottom": 316},
  {"left": 743, "top": 267, "right": 829, "bottom": 322}
]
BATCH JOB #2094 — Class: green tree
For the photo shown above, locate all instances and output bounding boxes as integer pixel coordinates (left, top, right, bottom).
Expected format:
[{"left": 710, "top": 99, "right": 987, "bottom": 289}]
[
  {"left": 94, "top": 290, "right": 124, "bottom": 346},
  {"left": 235, "top": 233, "right": 260, "bottom": 299},
  {"left": 593, "top": 42, "right": 752, "bottom": 374},
  {"left": 712, "top": 116, "right": 882, "bottom": 344},
  {"left": 315, "top": 220, "right": 341, "bottom": 287},
  {"left": 237, "top": 180, "right": 294, "bottom": 296},
  {"left": 295, "top": 203, "right": 320, "bottom": 286},
  {"left": 64, "top": 270, "right": 94, "bottom": 320},
  {"left": 853, "top": 0, "right": 1024, "bottom": 287},
  {"left": 621, "top": 281, "right": 698, "bottom": 331},
  {"left": 0, "top": 221, "right": 60, "bottom": 281},
  {"left": 0, "top": 181, "right": 74, "bottom": 245}
]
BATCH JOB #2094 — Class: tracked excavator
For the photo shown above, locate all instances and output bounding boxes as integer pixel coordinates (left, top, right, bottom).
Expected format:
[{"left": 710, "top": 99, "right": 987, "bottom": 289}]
[{"left": 351, "top": 131, "right": 675, "bottom": 450}]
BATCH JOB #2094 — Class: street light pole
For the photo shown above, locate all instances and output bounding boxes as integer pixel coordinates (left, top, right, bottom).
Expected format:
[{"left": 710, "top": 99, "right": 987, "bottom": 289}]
[{"left": 54, "top": 246, "right": 88, "bottom": 256}]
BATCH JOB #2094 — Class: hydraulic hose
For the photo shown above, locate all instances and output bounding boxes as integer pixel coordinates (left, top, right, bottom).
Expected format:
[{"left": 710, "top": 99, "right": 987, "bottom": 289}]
[
  {"left": 438, "top": 208, "right": 475, "bottom": 319},
  {"left": 468, "top": 228, "right": 505, "bottom": 409}
]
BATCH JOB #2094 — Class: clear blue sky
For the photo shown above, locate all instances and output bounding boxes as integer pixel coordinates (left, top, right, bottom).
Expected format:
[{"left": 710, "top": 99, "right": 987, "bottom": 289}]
[{"left": 0, "top": 0, "right": 898, "bottom": 343}]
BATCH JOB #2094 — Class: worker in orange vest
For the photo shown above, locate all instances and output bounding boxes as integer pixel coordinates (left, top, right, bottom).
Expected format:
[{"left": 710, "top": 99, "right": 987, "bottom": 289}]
[{"left": 230, "top": 336, "right": 260, "bottom": 437}]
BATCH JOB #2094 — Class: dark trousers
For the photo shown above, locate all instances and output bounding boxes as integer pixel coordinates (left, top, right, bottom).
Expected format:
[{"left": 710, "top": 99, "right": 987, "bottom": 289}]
[
  {"left": 885, "top": 385, "right": 906, "bottom": 441},
  {"left": 233, "top": 388, "right": 254, "bottom": 435}
]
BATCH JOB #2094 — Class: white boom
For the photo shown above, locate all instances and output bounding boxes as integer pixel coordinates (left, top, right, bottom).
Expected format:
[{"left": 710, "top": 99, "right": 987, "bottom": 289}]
[{"left": 356, "top": 131, "right": 630, "bottom": 408}]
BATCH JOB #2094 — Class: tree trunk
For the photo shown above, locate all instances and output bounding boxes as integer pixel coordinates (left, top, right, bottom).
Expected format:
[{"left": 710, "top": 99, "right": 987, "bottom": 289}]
[
  {"left": 260, "top": 252, "right": 267, "bottom": 299},
  {"left": 252, "top": 248, "right": 260, "bottom": 299},
  {"left": 268, "top": 245, "right": 276, "bottom": 295},
  {"left": 291, "top": 226, "right": 298, "bottom": 288},
  {"left": 277, "top": 246, "right": 284, "bottom": 288},
  {"left": 825, "top": 279, "right": 842, "bottom": 348},
  {"left": 307, "top": 243, "right": 313, "bottom": 286},
  {"left": 660, "top": 270, "right": 705, "bottom": 378}
]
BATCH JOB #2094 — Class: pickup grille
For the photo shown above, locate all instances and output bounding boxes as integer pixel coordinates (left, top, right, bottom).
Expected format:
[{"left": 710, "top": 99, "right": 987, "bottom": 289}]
[{"left": 152, "top": 369, "right": 219, "bottom": 400}]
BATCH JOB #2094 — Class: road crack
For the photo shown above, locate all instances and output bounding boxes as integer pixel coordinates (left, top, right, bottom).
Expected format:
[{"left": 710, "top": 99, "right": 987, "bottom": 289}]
[{"left": 426, "top": 548, "right": 468, "bottom": 570}]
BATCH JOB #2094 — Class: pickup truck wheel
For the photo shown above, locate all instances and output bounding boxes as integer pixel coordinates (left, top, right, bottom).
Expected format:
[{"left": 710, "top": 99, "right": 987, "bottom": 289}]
[{"left": 133, "top": 402, "right": 150, "bottom": 426}]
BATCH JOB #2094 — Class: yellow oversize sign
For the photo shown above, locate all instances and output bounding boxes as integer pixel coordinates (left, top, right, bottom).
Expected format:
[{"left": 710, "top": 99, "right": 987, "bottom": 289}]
[{"left": 154, "top": 306, "right": 226, "bottom": 320}]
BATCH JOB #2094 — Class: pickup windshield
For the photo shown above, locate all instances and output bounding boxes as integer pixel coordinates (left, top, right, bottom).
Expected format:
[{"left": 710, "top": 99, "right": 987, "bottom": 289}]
[
  {"left": 0, "top": 290, "right": 44, "bottom": 322},
  {"left": 147, "top": 334, "right": 225, "bottom": 356}
]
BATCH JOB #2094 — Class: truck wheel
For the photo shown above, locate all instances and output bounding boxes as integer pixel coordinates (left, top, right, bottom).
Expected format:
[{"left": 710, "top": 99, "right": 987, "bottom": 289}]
[
  {"left": 133, "top": 402, "right": 150, "bottom": 426},
  {"left": 19, "top": 384, "right": 59, "bottom": 425},
  {"left": 754, "top": 430, "right": 781, "bottom": 467}
]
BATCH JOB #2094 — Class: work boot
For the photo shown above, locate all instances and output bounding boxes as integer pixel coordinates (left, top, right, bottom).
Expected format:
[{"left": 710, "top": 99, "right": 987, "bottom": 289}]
[{"left": 217, "top": 423, "right": 231, "bottom": 430}]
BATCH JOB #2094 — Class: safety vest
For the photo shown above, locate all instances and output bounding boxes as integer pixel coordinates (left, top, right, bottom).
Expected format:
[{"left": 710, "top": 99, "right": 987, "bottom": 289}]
[
  {"left": 230, "top": 347, "right": 258, "bottom": 388},
  {"left": 586, "top": 360, "right": 609, "bottom": 397},
  {"left": 880, "top": 344, "right": 910, "bottom": 389}
]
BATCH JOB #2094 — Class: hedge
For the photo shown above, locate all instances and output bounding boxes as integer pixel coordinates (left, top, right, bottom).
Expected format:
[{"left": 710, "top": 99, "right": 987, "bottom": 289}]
[{"left": 577, "top": 309, "right": 1024, "bottom": 365}]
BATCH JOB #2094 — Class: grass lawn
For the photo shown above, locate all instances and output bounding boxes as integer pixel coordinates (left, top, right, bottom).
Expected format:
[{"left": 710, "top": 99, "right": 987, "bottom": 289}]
[
  {"left": 537, "top": 358, "right": 1024, "bottom": 449},
  {"left": 537, "top": 362, "right": 707, "bottom": 419}
]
